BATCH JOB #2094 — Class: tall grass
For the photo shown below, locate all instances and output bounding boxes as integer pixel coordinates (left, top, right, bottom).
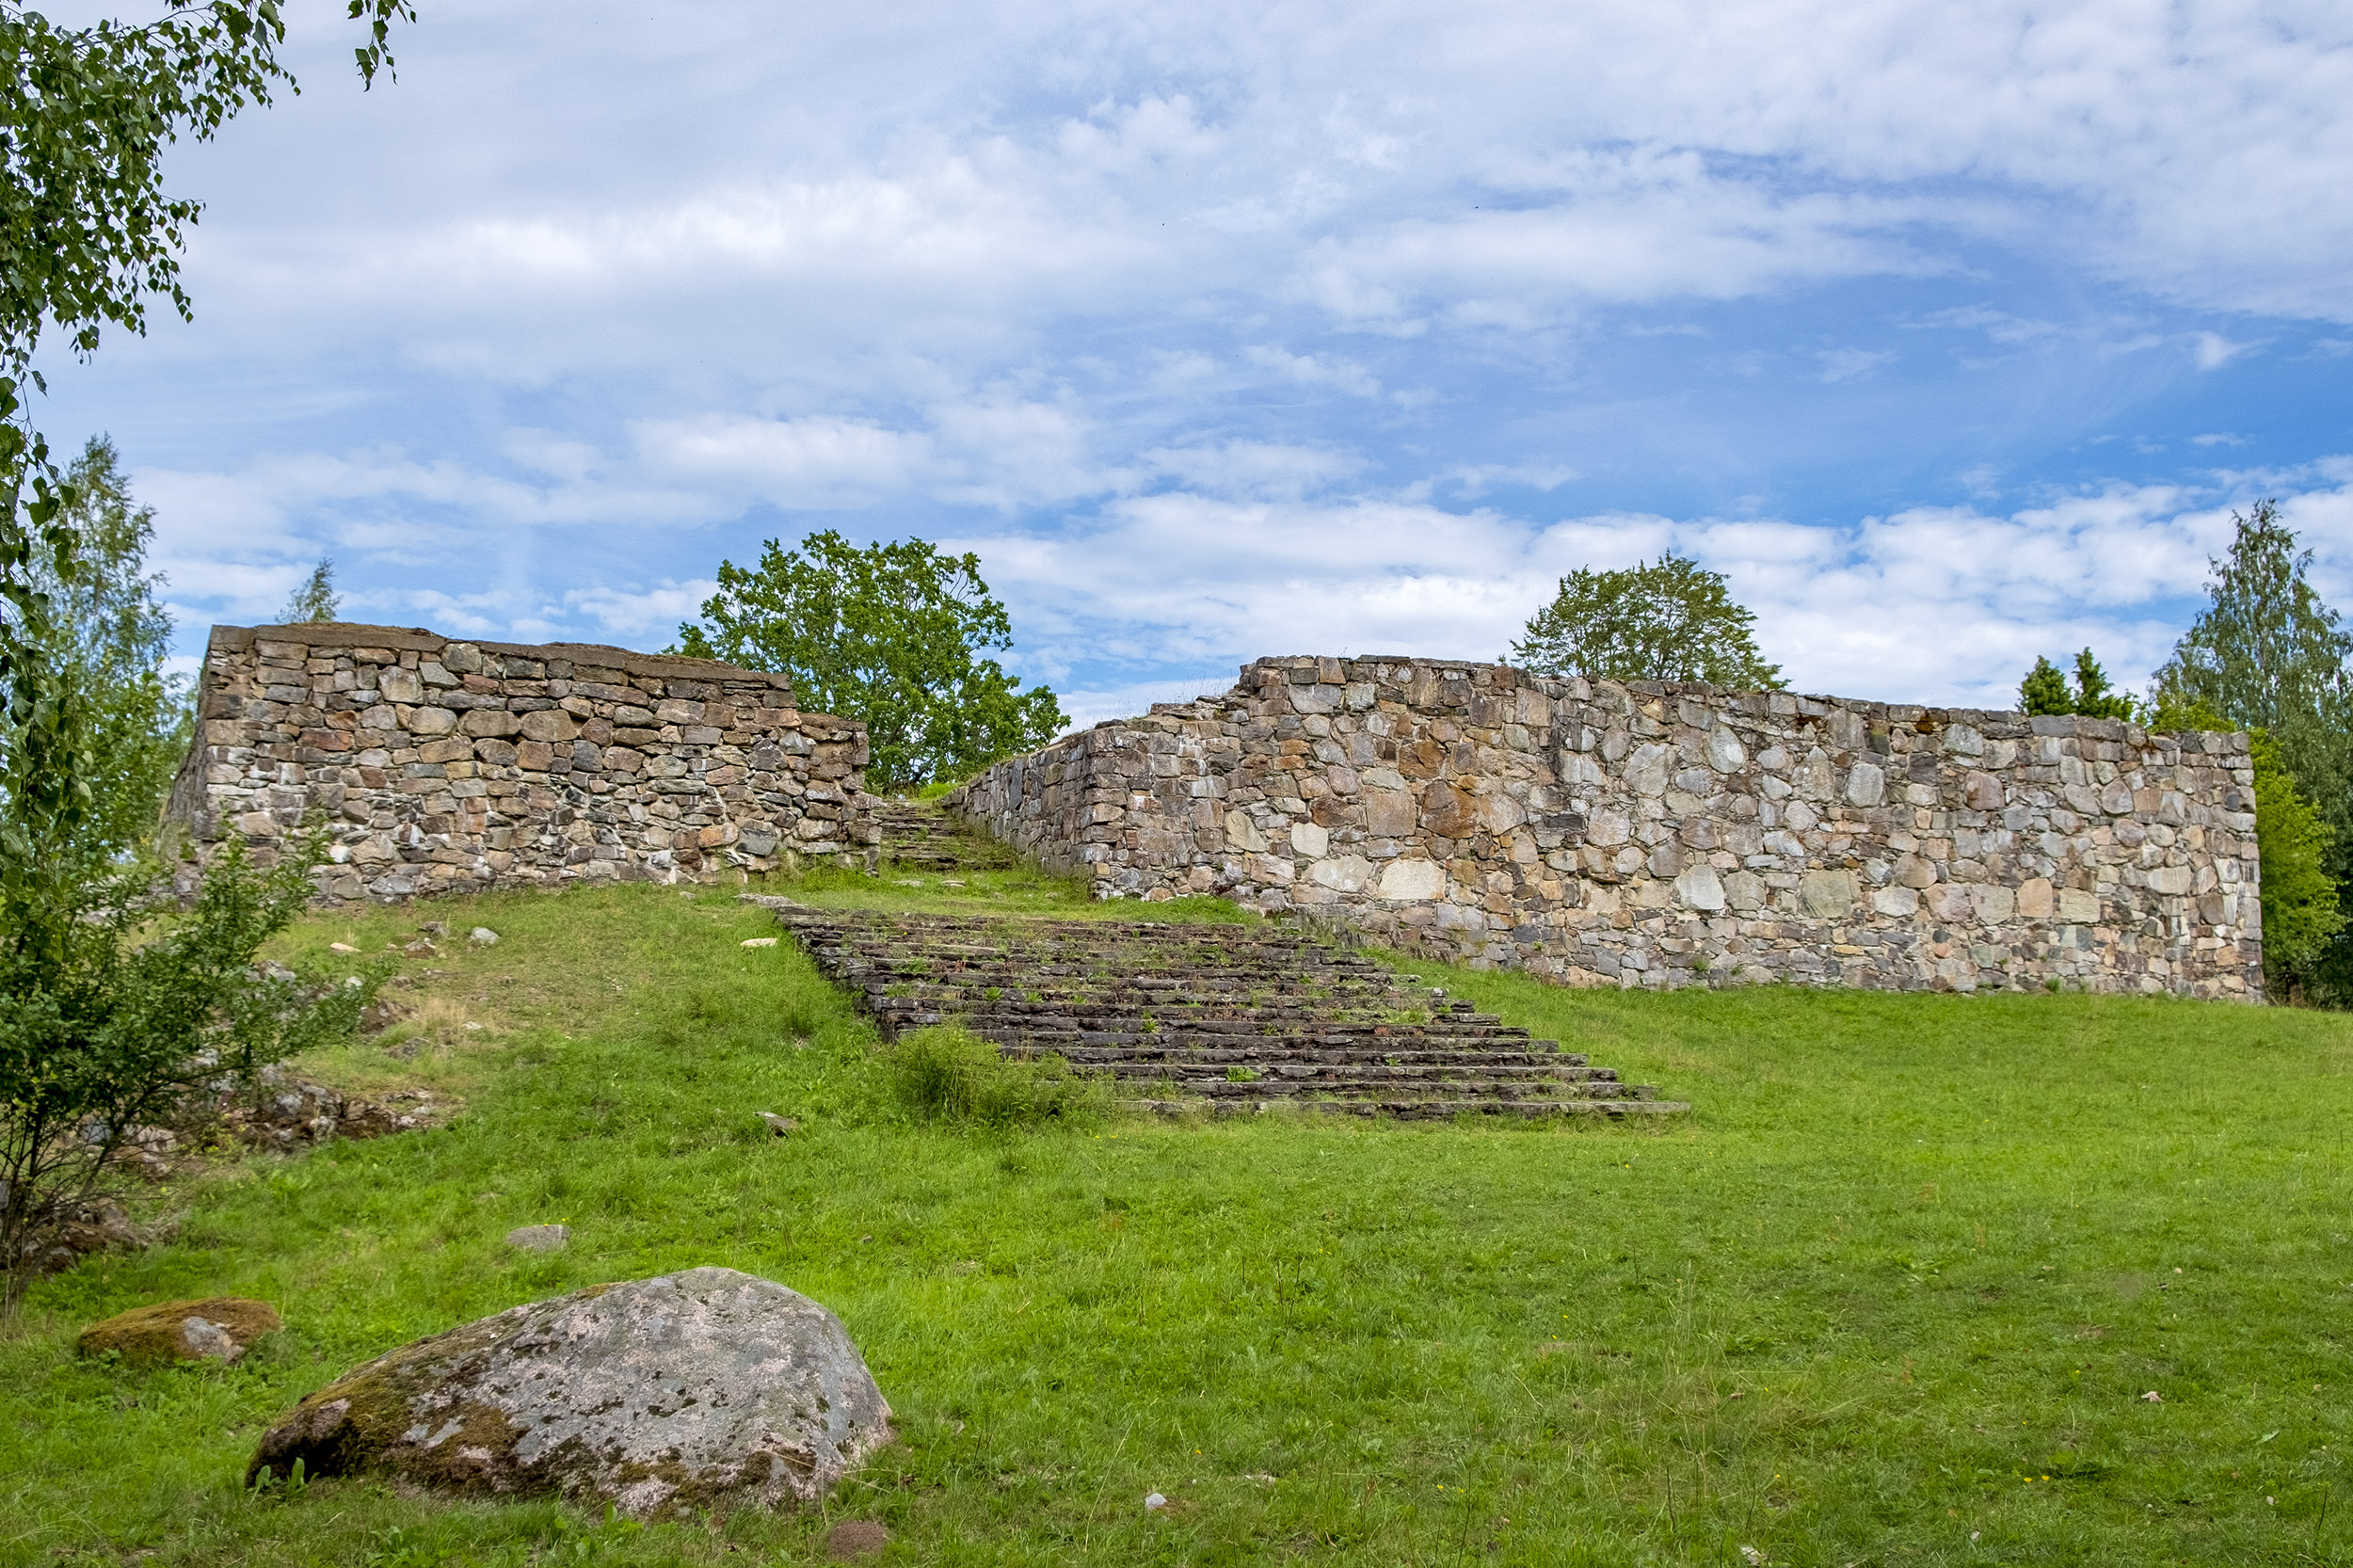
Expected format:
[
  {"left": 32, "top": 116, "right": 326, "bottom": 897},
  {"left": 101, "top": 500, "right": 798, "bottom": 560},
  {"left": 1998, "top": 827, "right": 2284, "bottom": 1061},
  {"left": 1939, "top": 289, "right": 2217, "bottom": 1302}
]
[{"left": 885, "top": 1024, "right": 1107, "bottom": 1128}]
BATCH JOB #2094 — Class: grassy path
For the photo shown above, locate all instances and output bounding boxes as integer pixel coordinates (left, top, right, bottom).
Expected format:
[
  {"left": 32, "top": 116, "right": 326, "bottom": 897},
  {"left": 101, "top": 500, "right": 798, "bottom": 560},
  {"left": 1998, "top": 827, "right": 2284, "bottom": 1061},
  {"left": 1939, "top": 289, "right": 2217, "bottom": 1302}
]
[{"left": 3, "top": 870, "right": 2348, "bottom": 1565}]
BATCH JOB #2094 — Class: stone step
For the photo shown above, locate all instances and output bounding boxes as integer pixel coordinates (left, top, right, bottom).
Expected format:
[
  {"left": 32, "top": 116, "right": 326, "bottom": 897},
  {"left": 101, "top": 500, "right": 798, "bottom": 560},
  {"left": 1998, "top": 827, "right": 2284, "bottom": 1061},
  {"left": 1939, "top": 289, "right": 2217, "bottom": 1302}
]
[
  {"left": 1023, "top": 1047, "right": 1613, "bottom": 1075},
  {"left": 1123, "top": 1097, "right": 1691, "bottom": 1121},
  {"left": 758, "top": 857, "right": 1686, "bottom": 1118}
]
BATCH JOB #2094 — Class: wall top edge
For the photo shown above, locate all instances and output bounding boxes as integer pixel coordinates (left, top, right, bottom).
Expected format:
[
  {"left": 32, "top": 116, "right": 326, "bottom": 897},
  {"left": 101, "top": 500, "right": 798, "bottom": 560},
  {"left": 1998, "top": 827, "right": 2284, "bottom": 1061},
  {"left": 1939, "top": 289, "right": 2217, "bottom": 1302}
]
[
  {"left": 1220, "top": 654, "right": 2248, "bottom": 749},
  {"left": 204, "top": 622, "right": 795, "bottom": 692}
]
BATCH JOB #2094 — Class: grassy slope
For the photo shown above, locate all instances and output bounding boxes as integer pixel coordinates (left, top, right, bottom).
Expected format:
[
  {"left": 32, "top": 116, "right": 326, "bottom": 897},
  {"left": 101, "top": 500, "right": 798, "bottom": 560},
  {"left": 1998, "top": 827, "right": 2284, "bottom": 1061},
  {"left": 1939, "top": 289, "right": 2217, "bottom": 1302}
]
[{"left": 2, "top": 860, "right": 2349, "bottom": 1567}]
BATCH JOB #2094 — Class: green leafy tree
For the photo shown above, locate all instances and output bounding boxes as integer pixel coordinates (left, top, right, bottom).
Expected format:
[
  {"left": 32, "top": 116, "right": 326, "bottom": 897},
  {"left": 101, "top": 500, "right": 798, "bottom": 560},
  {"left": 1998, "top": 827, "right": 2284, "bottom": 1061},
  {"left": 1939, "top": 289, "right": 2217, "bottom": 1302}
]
[
  {"left": 2148, "top": 692, "right": 2344, "bottom": 998},
  {"left": 1511, "top": 552, "right": 1785, "bottom": 689},
  {"left": 677, "top": 530, "right": 1068, "bottom": 792},
  {"left": 2152, "top": 501, "right": 2353, "bottom": 1000},
  {"left": 2152, "top": 501, "right": 2353, "bottom": 799},
  {"left": 278, "top": 555, "right": 336, "bottom": 621},
  {"left": 0, "top": 831, "right": 373, "bottom": 1312},
  {"left": 2, "top": 2, "right": 411, "bottom": 1314},
  {"left": 16, "top": 437, "right": 191, "bottom": 856},
  {"left": 2018, "top": 648, "right": 2137, "bottom": 719}
]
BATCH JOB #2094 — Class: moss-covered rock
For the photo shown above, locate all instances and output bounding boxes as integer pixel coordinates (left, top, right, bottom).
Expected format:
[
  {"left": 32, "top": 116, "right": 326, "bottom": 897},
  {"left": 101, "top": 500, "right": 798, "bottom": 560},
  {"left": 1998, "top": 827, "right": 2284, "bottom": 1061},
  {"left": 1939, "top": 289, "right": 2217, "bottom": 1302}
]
[
  {"left": 247, "top": 1267, "right": 892, "bottom": 1518},
  {"left": 77, "top": 1299, "right": 282, "bottom": 1366}
]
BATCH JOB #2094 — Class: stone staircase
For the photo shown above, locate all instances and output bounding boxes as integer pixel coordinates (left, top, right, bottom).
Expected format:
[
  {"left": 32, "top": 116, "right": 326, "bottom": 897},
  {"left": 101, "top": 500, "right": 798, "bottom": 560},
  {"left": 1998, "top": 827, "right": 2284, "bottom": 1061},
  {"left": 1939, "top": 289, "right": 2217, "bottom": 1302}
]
[
  {"left": 764, "top": 904, "right": 1687, "bottom": 1120},
  {"left": 873, "top": 800, "right": 1018, "bottom": 872}
]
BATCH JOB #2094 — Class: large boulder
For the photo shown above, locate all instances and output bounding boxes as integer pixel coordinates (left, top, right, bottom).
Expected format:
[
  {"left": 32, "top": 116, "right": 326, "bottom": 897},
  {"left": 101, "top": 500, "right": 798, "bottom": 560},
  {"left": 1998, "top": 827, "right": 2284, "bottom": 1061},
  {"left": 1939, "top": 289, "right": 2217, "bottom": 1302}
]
[
  {"left": 78, "top": 1298, "right": 282, "bottom": 1365},
  {"left": 246, "top": 1267, "right": 891, "bottom": 1517}
]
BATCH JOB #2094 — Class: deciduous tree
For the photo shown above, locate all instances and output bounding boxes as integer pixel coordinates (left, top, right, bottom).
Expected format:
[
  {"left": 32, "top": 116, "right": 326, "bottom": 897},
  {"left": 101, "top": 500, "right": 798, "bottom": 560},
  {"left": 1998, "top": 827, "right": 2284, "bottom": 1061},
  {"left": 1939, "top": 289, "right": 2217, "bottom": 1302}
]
[
  {"left": 18, "top": 437, "right": 189, "bottom": 856},
  {"left": 2148, "top": 692, "right": 2344, "bottom": 998},
  {"left": 677, "top": 530, "right": 1067, "bottom": 792},
  {"left": 1, "top": 2, "right": 412, "bottom": 1313},
  {"left": 1511, "top": 552, "right": 1785, "bottom": 689},
  {"left": 2152, "top": 503, "right": 2353, "bottom": 1000}
]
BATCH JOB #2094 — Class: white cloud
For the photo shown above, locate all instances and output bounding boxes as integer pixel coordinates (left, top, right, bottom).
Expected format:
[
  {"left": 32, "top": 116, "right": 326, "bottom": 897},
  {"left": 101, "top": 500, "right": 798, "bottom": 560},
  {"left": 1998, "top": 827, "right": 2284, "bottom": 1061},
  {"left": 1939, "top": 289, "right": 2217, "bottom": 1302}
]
[
  {"left": 941, "top": 468, "right": 2353, "bottom": 716},
  {"left": 2193, "top": 331, "right": 2257, "bottom": 371},
  {"left": 40, "top": 0, "right": 2353, "bottom": 726},
  {"left": 1817, "top": 347, "right": 1895, "bottom": 382},
  {"left": 1144, "top": 440, "right": 1367, "bottom": 500},
  {"left": 1245, "top": 345, "right": 1384, "bottom": 398},
  {"left": 633, "top": 414, "right": 933, "bottom": 504}
]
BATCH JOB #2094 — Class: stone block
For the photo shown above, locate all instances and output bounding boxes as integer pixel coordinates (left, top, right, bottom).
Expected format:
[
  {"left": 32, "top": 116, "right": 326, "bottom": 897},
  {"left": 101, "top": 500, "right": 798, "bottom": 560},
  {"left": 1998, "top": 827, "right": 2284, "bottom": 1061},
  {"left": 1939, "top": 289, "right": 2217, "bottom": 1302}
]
[
  {"left": 1675, "top": 865, "right": 1725, "bottom": 910},
  {"left": 520, "top": 709, "right": 578, "bottom": 744},
  {"left": 1305, "top": 854, "right": 1373, "bottom": 891},
  {"left": 1799, "top": 868, "right": 1859, "bottom": 918},
  {"left": 408, "top": 707, "right": 458, "bottom": 737},
  {"left": 460, "top": 709, "right": 522, "bottom": 739}
]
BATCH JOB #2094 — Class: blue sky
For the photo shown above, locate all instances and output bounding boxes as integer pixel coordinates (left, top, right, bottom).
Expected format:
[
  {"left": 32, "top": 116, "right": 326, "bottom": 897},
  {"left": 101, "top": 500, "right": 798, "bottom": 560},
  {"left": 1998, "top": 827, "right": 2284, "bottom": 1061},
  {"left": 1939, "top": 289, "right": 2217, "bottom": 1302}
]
[{"left": 35, "top": 0, "right": 2353, "bottom": 725}]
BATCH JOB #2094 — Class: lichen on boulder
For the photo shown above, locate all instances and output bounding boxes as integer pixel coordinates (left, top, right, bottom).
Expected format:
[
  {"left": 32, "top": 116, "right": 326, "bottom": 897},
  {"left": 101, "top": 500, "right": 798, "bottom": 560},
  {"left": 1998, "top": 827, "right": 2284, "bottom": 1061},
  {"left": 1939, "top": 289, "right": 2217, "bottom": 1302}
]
[
  {"left": 78, "top": 1298, "right": 282, "bottom": 1366},
  {"left": 246, "top": 1266, "right": 892, "bottom": 1518}
]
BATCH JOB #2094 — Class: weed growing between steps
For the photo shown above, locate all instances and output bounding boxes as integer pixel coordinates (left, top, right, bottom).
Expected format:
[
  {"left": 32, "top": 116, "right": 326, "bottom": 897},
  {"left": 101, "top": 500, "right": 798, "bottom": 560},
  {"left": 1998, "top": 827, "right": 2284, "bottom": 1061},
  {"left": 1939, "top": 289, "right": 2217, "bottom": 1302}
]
[
  {"left": 886, "top": 1024, "right": 1107, "bottom": 1128},
  {"left": 0, "top": 869, "right": 2349, "bottom": 1565}
]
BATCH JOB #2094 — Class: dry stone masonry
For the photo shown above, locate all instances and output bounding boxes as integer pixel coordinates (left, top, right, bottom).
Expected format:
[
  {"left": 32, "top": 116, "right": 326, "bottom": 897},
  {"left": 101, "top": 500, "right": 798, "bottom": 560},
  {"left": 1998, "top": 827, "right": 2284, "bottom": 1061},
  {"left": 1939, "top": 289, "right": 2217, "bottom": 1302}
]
[
  {"left": 948, "top": 657, "right": 2264, "bottom": 999},
  {"left": 766, "top": 900, "right": 1683, "bottom": 1117},
  {"left": 171, "top": 623, "right": 880, "bottom": 901}
]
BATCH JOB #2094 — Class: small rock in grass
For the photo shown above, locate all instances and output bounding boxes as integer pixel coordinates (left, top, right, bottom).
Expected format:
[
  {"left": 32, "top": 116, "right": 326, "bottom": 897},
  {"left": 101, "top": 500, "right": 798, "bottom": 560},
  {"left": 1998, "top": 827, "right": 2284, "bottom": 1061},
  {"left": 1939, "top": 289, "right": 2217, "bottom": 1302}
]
[
  {"left": 2141, "top": 1389, "right": 2163, "bottom": 1402},
  {"left": 506, "top": 1224, "right": 570, "bottom": 1253},
  {"left": 418, "top": 920, "right": 448, "bottom": 936},
  {"left": 740, "top": 936, "right": 779, "bottom": 948},
  {"left": 404, "top": 937, "right": 438, "bottom": 957},
  {"left": 328, "top": 941, "right": 360, "bottom": 954},
  {"left": 78, "top": 1298, "right": 282, "bottom": 1366},
  {"left": 825, "top": 1519, "right": 890, "bottom": 1560},
  {"left": 1144, "top": 1491, "right": 1168, "bottom": 1511},
  {"left": 470, "top": 927, "right": 500, "bottom": 946},
  {"left": 758, "top": 1112, "right": 798, "bottom": 1137}
]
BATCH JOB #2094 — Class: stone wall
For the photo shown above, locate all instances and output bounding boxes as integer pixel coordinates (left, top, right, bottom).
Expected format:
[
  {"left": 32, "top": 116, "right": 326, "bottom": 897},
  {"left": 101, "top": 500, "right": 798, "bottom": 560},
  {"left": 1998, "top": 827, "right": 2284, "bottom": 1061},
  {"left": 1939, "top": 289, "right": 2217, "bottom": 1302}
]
[
  {"left": 947, "top": 656, "right": 2264, "bottom": 1000},
  {"left": 170, "top": 623, "right": 878, "bottom": 902}
]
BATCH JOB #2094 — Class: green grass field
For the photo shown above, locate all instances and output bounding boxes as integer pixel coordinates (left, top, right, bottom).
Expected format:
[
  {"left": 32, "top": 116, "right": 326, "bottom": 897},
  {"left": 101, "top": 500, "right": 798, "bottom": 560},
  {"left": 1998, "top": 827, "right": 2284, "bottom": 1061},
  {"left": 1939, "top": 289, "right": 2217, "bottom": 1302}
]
[{"left": 4, "top": 858, "right": 2349, "bottom": 1566}]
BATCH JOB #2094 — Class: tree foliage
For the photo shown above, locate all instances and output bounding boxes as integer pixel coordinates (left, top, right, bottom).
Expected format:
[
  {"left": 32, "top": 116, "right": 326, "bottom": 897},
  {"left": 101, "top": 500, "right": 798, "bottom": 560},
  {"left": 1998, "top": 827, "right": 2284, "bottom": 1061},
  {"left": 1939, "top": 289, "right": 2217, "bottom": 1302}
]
[
  {"left": 14, "top": 437, "right": 190, "bottom": 856},
  {"left": 0, "top": 830, "right": 373, "bottom": 1311},
  {"left": 5, "top": 0, "right": 411, "bottom": 923},
  {"left": 278, "top": 555, "right": 336, "bottom": 622},
  {"left": 1510, "top": 552, "right": 1785, "bottom": 690},
  {"left": 2018, "top": 648, "right": 2137, "bottom": 719},
  {"left": 2149, "top": 503, "right": 2353, "bottom": 1001},
  {"left": 2147, "top": 691, "right": 2344, "bottom": 997},
  {"left": 1, "top": 3, "right": 412, "bottom": 1312},
  {"left": 677, "top": 530, "right": 1067, "bottom": 792},
  {"left": 2152, "top": 501, "right": 2353, "bottom": 805},
  {"left": 3, "top": 1, "right": 410, "bottom": 374}
]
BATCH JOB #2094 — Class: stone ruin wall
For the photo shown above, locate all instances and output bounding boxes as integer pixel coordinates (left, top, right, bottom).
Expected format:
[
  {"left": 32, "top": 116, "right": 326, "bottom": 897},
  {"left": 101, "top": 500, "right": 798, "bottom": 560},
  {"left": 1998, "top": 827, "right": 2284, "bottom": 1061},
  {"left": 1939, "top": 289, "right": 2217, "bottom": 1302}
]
[
  {"left": 947, "top": 656, "right": 2265, "bottom": 1000},
  {"left": 170, "top": 623, "right": 879, "bottom": 902}
]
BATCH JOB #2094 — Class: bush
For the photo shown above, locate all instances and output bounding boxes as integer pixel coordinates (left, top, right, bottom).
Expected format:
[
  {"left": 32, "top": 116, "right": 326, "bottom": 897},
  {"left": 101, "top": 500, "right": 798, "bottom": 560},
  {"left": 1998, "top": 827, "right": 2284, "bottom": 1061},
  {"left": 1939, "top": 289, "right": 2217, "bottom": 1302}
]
[{"left": 886, "top": 1025, "right": 1104, "bottom": 1128}]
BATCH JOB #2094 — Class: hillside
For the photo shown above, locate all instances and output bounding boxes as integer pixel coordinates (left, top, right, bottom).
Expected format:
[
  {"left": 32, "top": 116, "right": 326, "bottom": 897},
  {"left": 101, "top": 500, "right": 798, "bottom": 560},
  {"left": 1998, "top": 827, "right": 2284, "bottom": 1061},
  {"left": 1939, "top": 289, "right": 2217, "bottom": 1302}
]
[{"left": 4, "top": 847, "right": 2348, "bottom": 1565}]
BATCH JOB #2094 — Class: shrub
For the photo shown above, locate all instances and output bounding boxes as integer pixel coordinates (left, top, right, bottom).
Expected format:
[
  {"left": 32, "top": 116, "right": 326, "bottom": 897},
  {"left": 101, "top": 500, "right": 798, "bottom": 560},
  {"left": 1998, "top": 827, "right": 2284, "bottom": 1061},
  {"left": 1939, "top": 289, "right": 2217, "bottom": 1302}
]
[{"left": 886, "top": 1024, "right": 1104, "bottom": 1128}]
